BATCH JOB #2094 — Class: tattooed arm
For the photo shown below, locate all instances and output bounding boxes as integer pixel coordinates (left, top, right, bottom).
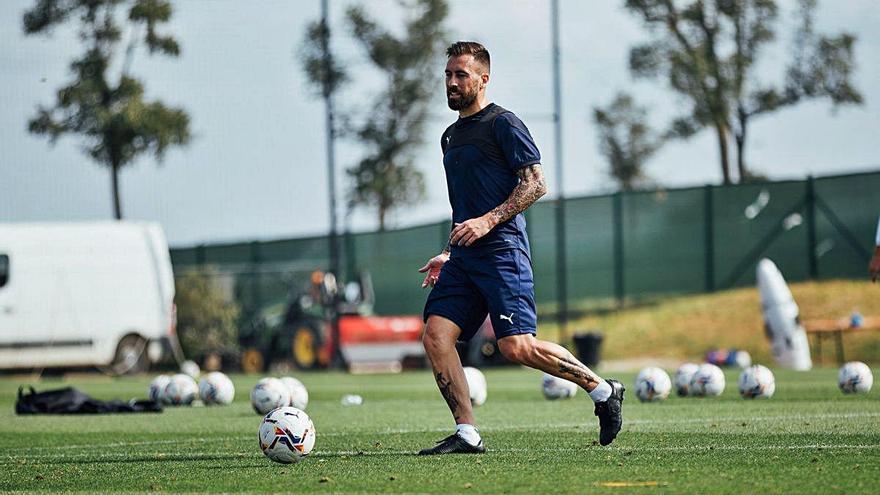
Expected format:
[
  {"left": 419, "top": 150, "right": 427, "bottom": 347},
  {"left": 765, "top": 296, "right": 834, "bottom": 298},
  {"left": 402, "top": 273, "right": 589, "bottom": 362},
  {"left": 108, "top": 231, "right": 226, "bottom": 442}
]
[{"left": 449, "top": 164, "right": 548, "bottom": 247}]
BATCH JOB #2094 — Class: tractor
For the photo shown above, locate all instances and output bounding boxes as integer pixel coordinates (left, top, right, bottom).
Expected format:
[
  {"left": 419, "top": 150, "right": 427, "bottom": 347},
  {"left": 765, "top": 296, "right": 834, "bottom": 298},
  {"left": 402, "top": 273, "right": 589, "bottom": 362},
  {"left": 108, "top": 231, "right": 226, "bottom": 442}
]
[{"left": 238, "top": 270, "right": 425, "bottom": 372}]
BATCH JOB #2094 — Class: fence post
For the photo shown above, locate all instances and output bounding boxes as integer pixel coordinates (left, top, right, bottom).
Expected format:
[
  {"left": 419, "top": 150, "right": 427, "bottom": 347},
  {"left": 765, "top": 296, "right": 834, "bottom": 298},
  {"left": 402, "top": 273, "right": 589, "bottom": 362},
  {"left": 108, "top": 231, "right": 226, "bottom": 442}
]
[
  {"left": 250, "top": 241, "right": 262, "bottom": 317},
  {"left": 195, "top": 244, "right": 206, "bottom": 267},
  {"left": 344, "top": 230, "right": 356, "bottom": 282},
  {"left": 613, "top": 191, "right": 624, "bottom": 307},
  {"left": 805, "top": 176, "right": 818, "bottom": 279},
  {"left": 704, "top": 185, "right": 715, "bottom": 292},
  {"left": 555, "top": 198, "right": 569, "bottom": 342}
]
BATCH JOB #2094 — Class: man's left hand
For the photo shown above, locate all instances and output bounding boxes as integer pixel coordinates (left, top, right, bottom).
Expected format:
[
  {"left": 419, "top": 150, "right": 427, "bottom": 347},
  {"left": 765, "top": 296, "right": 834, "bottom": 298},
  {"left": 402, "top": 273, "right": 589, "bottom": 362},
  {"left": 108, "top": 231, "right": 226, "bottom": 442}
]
[{"left": 450, "top": 214, "right": 496, "bottom": 247}]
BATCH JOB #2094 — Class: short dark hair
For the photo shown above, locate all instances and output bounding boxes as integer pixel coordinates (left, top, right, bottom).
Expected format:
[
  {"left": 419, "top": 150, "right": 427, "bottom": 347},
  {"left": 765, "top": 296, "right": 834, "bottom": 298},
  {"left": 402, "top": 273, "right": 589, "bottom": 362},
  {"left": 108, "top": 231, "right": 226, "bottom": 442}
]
[{"left": 446, "top": 41, "right": 490, "bottom": 72}]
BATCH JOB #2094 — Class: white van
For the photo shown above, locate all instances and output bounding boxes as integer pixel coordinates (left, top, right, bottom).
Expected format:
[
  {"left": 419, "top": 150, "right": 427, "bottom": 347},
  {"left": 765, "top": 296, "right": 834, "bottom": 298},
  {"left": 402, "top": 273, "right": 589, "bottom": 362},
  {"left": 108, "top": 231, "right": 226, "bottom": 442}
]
[{"left": 0, "top": 222, "right": 179, "bottom": 374}]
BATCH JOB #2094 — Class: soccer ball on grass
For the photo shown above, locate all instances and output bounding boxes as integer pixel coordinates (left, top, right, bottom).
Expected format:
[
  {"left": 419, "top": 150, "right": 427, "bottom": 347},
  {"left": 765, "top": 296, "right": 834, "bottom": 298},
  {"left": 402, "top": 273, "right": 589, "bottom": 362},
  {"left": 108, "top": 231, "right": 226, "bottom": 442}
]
[
  {"left": 164, "top": 373, "right": 198, "bottom": 406},
  {"left": 259, "top": 407, "right": 315, "bottom": 464},
  {"left": 280, "top": 376, "right": 309, "bottom": 410},
  {"left": 148, "top": 375, "right": 171, "bottom": 403},
  {"left": 634, "top": 367, "right": 672, "bottom": 402},
  {"left": 251, "top": 377, "right": 291, "bottom": 414},
  {"left": 690, "top": 363, "right": 726, "bottom": 397},
  {"left": 199, "top": 371, "right": 235, "bottom": 405},
  {"left": 737, "top": 364, "right": 775, "bottom": 399},
  {"left": 463, "top": 367, "right": 487, "bottom": 406},
  {"left": 541, "top": 373, "right": 579, "bottom": 400},
  {"left": 673, "top": 363, "right": 700, "bottom": 397},
  {"left": 838, "top": 361, "right": 873, "bottom": 394}
]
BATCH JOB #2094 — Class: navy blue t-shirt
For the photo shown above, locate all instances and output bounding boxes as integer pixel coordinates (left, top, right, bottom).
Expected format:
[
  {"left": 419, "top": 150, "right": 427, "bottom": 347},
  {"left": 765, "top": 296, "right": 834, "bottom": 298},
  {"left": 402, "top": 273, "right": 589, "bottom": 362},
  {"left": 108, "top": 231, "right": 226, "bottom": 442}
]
[{"left": 441, "top": 103, "right": 541, "bottom": 258}]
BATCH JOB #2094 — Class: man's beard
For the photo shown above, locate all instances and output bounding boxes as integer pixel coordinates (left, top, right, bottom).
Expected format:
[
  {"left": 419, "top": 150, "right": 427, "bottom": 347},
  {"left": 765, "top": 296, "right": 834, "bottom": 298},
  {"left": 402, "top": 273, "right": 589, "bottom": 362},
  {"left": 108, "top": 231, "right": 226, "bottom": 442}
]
[{"left": 447, "top": 87, "right": 477, "bottom": 111}]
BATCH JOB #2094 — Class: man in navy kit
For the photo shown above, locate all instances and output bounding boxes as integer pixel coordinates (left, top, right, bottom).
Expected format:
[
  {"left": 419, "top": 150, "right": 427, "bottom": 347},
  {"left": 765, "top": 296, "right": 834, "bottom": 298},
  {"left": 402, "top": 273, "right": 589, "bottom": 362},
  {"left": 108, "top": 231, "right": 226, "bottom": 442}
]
[{"left": 417, "top": 41, "right": 624, "bottom": 455}]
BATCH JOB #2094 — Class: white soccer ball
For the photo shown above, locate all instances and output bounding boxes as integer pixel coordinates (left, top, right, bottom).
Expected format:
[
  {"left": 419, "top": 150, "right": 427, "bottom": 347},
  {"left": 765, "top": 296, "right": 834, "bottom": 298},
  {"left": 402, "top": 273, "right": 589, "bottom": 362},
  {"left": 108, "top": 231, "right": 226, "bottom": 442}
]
[
  {"left": 180, "top": 360, "right": 201, "bottom": 379},
  {"left": 738, "top": 364, "right": 776, "bottom": 399},
  {"left": 463, "top": 367, "right": 487, "bottom": 407},
  {"left": 280, "top": 377, "right": 309, "bottom": 410},
  {"left": 199, "top": 371, "right": 235, "bottom": 405},
  {"left": 838, "top": 361, "right": 873, "bottom": 394},
  {"left": 690, "top": 363, "right": 726, "bottom": 397},
  {"left": 148, "top": 375, "right": 171, "bottom": 403},
  {"left": 674, "top": 363, "right": 700, "bottom": 397},
  {"left": 164, "top": 373, "right": 198, "bottom": 406},
  {"left": 634, "top": 367, "right": 672, "bottom": 402},
  {"left": 541, "top": 373, "right": 578, "bottom": 400},
  {"left": 733, "top": 350, "right": 752, "bottom": 369},
  {"left": 251, "top": 377, "right": 291, "bottom": 415},
  {"left": 258, "top": 406, "right": 316, "bottom": 464}
]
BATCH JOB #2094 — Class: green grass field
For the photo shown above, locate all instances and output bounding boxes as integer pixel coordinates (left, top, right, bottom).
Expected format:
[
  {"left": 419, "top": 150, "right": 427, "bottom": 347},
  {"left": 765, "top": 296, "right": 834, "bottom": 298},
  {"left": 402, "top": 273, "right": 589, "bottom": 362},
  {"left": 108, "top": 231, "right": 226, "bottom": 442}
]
[{"left": 1, "top": 368, "right": 878, "bottom": 494}]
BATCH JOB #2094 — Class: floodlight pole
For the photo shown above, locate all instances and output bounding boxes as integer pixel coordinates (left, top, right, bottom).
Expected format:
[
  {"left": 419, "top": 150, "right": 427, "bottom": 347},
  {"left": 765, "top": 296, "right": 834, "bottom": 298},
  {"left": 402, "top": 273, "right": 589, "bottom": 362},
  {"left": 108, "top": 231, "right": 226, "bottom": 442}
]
[
  {"left": 551, "top": 0, "right": 569, "bottom": 343},
  {"left": 321, "top": 0, "right": 343, "bottom": 368},
  {"left": 322, "top": 0, "right": 339, "bottom": 279}
]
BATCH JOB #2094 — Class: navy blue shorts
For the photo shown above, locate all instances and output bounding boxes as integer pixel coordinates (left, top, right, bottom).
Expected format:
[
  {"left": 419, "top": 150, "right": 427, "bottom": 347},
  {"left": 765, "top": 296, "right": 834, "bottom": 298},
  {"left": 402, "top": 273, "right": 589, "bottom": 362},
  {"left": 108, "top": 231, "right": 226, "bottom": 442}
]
[{"left": 423, "top": 249, "right": 538, "bottom": 342}]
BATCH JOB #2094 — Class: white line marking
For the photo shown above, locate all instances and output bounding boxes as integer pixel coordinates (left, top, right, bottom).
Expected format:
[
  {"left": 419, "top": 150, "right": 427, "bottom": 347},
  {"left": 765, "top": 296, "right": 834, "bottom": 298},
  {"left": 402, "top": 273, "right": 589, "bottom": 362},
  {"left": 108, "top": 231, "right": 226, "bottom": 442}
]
[
  {"left": 3, "top": 444, "right": 879, "bottom": 463},
  {"left": 2, "top": 411, "right": 878, "bottom": 454}
]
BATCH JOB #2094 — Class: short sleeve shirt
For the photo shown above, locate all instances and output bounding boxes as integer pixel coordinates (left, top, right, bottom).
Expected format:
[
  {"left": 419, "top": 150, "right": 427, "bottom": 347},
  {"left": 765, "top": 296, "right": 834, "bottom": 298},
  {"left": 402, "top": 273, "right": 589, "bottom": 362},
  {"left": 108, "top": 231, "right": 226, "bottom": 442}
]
[{"left": 440, "top": 103, "right": 541, "bottom": 258}]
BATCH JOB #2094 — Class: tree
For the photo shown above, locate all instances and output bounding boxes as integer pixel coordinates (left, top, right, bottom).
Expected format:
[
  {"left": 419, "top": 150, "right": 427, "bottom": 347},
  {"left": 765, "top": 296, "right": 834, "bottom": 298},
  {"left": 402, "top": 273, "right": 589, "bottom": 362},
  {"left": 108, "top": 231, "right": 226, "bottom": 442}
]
[
  {"left": 301, "top": 1, "right": 349, "bottom": 276},
  {"left": 24, "top": 0, "right": 190, "bottom": 219},
  {"left": 624, "top": 0, "right": 862, "bottom": 184},
  {"left": 594, "top": 93, "right": 664, "bottom": 191},
  {"left": 301, "top": 9, "right": 348, "bottom": 102},
  {"left": 343, "top": 0, "right": 448, "bottom": 230},
  {"left": 174, "top": 268, "right": 241, "bottom": 361}
]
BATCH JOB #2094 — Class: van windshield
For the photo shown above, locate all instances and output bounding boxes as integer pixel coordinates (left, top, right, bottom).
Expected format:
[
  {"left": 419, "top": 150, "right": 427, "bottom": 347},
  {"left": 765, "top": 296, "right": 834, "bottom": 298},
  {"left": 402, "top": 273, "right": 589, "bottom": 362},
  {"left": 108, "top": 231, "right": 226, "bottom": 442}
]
[{"left": 0, "top": 254, "right": 8, "bottom": 288}]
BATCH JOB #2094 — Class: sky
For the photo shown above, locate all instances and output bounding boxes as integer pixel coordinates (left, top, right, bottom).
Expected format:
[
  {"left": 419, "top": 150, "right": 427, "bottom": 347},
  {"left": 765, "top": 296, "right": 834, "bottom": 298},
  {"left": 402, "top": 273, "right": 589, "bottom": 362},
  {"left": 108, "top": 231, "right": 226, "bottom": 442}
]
[{"left": 1, "top": 0, "right": 878, "bottom": 247}]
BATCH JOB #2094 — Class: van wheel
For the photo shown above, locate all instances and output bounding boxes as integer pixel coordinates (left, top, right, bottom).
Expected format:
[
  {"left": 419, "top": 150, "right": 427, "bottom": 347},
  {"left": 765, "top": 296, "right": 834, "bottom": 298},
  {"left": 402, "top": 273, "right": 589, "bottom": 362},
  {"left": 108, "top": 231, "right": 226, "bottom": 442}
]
[
  {"left": 112, "top": 335, "right": 149, "bottom": 375},
  {"left": 241, "top": 348, "right": 264, "bottom": 374},
  {"left": 291, "top": 325, "right": 321, "bottom": 370}
]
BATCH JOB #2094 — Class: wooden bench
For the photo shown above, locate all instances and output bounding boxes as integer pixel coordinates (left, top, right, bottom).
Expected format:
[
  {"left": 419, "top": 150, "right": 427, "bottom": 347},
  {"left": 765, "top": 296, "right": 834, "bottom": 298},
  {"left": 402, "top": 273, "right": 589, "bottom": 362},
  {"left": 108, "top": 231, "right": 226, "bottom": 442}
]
[{"left": 803, "top": 316, "right": 880, "bottom": 364}]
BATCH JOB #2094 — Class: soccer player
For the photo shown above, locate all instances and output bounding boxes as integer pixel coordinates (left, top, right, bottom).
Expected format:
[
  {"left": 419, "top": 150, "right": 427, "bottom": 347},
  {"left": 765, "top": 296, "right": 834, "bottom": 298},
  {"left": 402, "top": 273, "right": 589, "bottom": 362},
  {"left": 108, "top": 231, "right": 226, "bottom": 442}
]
[{"left": 416, "top": 41, "right": 624, "bottom": 455}]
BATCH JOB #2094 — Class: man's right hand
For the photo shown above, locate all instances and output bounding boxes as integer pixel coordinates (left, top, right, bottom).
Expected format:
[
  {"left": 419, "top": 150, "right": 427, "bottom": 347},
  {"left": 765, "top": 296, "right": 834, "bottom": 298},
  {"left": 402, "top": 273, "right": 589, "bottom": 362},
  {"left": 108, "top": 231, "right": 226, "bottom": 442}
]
[{"left": 418, "top": 252, "right": 450, "bottom": 288}]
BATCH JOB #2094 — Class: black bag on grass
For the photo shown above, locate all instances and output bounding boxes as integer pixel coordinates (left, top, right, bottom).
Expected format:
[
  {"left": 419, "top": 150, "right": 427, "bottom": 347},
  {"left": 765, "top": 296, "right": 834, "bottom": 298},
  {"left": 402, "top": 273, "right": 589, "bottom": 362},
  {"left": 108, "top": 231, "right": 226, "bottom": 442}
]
[{"left": 15, "top": 386, "right": 163, "bottom": 414}]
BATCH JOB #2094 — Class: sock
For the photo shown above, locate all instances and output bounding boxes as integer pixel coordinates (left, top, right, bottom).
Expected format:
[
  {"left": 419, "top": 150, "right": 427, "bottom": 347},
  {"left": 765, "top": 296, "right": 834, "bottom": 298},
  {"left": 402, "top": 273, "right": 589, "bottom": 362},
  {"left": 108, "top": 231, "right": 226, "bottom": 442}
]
[
  {"left": 589, "top": 380, "right": 612, "bottom": 403},
  {"left": 456, "top": 423, "right": 481, "bottom": 446}
]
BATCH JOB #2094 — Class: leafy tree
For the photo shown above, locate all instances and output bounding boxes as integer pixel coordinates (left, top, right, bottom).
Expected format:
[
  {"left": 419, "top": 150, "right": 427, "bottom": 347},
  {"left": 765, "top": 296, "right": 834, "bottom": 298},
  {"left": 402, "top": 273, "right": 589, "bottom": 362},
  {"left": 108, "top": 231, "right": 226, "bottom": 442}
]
[
  {"left": 594, "top": 93, "right": 664, "bottom": 191},
  {"left": 24, "top": 0, "right": 190, "bottom": 219},
  {"left": 301, "top": 2, "right": 349, "bottom": 276},
  {"left": 174, "top": 268, "right": 241, "bottom": 360},
  {"left": 624, "top": 0, "right": 862, "bottom": 184},
  {"left": 343, "top": 0, "right": 448, "bottom": 230},
  {"left": 301, "top": 10, "right": 348, "bottom": 102}
]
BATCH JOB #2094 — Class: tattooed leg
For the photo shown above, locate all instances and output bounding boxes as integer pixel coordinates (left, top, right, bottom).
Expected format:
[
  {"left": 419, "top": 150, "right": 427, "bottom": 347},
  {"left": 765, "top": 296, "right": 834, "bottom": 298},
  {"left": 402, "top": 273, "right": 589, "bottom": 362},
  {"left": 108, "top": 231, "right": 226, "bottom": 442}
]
[
  {"left": 422, "top": 315, "right": 475, "bottom": 425},
  {"left": 497, "top": 334, "right": 603, "bottom": 391}
]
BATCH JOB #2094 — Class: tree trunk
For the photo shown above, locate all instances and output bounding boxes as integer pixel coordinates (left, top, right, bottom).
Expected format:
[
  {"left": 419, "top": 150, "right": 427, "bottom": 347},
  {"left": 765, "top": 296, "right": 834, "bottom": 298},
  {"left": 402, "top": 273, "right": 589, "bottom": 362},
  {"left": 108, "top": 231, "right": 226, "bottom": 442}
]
[
  {"left": 378, "top": 205, "right": 386, "bottom": 232},
  {"left": 735, "top": 132, "right": 746, "bottom": 182},
  {"left": 714, "top": 121, "right": 731, "bottom": 185},
  {"left": 735, "top": 107, "right": 748, "bottom": 182},
  {"left": 111, "top": 162, "right": 123, "bottom": 220}
]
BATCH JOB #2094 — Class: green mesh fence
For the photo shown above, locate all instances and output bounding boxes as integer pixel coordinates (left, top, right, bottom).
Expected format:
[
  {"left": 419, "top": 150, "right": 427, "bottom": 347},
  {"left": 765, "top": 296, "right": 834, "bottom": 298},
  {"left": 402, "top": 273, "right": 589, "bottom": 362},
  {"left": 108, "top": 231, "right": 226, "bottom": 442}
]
[
  {"left": 813, "top": 172, "right": 880, "bottom": 279},
  {"left": 526, "top": 201, "right": 559, "bottom": 309},
  {"left": 564, "top": 196, "right": 615, "bottom": 302},
  {"left": 347, "top": 222, "right": 449, "bottom": 315},
  {"left": 170, "top": 171, "right": 880, "bottom": 321}
]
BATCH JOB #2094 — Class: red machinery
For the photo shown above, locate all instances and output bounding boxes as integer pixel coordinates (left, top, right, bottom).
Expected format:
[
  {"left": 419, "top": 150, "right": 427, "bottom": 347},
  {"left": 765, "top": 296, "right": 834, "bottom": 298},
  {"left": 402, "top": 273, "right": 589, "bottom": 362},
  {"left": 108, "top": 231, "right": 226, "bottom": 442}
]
[{"left": 241, "top": 270, "right": 425, "bottom": 372}]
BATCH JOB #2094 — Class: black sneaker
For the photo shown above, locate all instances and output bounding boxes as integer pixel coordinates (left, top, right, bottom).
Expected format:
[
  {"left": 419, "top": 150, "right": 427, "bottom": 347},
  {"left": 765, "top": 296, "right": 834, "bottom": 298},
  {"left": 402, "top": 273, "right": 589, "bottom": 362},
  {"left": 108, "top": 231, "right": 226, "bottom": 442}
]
[
  {"left": 418, "top": 433, "right": 486, "bottom": 455},
  {"left": 593, "top": 379, "right": 625, "bottom": 446}
]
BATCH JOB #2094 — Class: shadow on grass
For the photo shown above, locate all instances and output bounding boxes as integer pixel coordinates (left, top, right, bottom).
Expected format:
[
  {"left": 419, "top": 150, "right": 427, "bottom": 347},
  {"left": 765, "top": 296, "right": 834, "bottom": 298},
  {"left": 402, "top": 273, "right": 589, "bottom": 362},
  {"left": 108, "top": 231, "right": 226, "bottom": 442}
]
[
  {"left": 196, "top": 463, "right": 270, "bottom": 469},
  {"left": 312, "top": 451, "right": 418, "bottom": 458},
  {"left": 8, "top": 453, "right": 256, "bottom": 466}
]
